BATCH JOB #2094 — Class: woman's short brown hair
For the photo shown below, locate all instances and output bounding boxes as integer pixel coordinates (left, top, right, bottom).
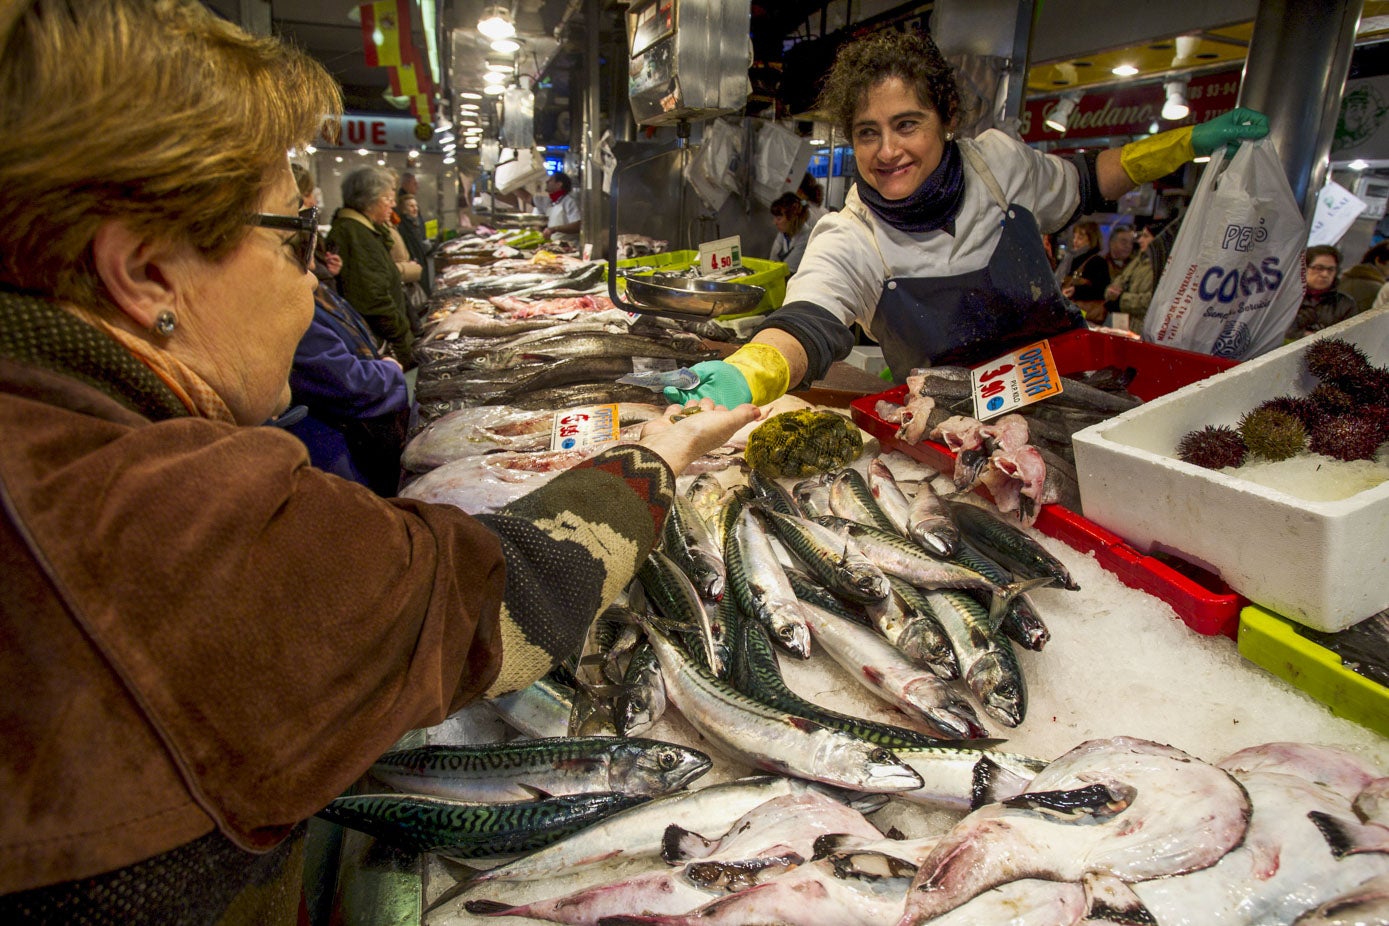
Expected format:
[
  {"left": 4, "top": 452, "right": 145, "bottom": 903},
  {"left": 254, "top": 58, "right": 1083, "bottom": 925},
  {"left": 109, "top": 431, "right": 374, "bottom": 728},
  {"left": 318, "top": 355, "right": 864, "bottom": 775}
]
[
  {"left": 0, "top": 0, "right": 341, "bottom": 311},
  {"left": 816, "top": 29, "right": 960, "bottom": 140},
  {"left": 770, "top": 192, "right": 809, "bottom": 237}
]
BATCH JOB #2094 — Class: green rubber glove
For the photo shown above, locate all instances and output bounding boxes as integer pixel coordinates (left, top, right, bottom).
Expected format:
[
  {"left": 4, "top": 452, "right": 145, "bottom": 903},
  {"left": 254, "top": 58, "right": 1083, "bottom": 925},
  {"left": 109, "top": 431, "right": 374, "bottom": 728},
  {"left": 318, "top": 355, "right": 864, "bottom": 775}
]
[
  {"left": 664, "top": 360, "right": 753, "bottom": 407},
  {"left": 1191, "top": 107, "right": 1270, "bottom": 157}
]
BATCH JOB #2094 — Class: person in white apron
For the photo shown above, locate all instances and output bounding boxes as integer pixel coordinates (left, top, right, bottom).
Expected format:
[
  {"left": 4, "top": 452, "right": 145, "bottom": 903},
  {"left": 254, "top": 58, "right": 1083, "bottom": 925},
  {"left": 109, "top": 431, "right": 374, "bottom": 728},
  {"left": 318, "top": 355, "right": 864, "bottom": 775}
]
[
  {"left": 666, "top": 29, "right": 1268, "bottom": 408},
  {"left": 536, "top": 171, "right": 582, "bottom": 245}
]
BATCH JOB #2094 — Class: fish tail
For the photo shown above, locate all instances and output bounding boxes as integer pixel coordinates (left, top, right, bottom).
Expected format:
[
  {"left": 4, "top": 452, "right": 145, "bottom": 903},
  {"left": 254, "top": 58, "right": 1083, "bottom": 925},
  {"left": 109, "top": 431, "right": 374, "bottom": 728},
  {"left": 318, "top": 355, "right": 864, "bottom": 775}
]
[
  {"left": 463, "top": 899, "right": 520, "bottom": 916},
  {"left": 988, "top": 576, "right": 1056, "bottom": 626}
]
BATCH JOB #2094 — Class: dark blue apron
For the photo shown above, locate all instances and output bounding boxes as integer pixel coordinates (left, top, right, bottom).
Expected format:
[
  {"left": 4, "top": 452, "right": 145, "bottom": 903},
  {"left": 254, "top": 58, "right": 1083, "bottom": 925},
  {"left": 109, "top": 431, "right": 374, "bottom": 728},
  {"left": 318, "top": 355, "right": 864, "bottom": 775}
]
[{"left": 864, "top": 146, "right": 1085, "bottom": 380}]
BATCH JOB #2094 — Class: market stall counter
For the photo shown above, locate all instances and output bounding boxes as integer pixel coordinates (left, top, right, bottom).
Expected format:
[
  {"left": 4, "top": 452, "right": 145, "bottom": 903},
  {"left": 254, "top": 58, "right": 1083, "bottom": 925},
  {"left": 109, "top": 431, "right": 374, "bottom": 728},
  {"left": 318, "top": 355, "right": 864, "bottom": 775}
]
[{"left": 312, "top": 263, "right": 1389, "bottom": 926}]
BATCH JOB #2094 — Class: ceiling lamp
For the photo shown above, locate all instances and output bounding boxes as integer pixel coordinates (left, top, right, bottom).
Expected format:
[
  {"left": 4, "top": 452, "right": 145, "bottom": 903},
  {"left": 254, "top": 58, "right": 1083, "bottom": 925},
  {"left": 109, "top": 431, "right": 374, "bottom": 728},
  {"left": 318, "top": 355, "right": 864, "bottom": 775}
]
[
  {"left": 460, "top": 91, "right": 483, "bottom": 101},
  {"left": 1111, "top": 64, "right": 1139, "bottom": 77},
  {"left": 486, "top": 56, "right": 513, "bottom": 73},
  {"left": 1162, "top": 79, "right": 1190, "bottom": 121},
  {"left": 484, "top": 70, "right": 508, "bottom": 85},
  {"left": 1172, "top": 34, "right": 1200, "bottom": 67},
  {"left": 477, "top": 5, "right": 515, "bottom": 40},
  {"left": 1044, "top": 92, "right": 1083, "bottom": 134},
  {"left": 483, "top": 84, "right": 506, "bottom": 96},
  {"left": 491, "top": 38, "right": 520, "bottom": 54}
]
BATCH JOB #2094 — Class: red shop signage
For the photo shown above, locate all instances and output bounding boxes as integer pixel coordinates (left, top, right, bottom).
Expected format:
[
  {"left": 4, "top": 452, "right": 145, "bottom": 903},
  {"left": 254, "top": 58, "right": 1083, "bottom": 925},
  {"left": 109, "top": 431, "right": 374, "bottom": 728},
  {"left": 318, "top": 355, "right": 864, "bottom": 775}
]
[{"left": 1021, "top": 68, "right": 1242, "bottom": 142}]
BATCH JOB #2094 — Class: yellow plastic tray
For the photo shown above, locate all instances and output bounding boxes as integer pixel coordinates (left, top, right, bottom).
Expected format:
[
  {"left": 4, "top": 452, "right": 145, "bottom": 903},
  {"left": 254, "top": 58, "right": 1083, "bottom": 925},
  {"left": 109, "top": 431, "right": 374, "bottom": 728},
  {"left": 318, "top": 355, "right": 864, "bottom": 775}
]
[
  {"left": 612, "top": 250, "right": 789, "bottom": 320},
  {"left": 1237, "top": 605, "right": 1388, "bottom": 737}
]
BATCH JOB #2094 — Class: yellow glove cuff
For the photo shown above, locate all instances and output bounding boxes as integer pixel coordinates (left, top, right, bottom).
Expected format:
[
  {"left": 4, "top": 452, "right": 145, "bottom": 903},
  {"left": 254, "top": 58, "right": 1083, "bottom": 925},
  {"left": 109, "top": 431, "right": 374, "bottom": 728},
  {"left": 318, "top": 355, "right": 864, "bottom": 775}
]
[
  {"left": 1119, "top": 126, "right": 1195, "bottom": 185},
  {"left": 725, "top": 342, "right": 791, "bottom": 407}
]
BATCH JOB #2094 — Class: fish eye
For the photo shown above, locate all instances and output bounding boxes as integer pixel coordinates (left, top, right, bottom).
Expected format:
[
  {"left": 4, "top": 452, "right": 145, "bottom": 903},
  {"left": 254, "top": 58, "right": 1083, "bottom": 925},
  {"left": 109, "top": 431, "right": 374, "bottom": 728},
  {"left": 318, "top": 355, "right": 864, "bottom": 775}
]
[
  {"left": 870, "top": 747, "right": 893, "bottom": 763},
  {"left": 658, "top": 748, "right": 678, "bottom": 770}
]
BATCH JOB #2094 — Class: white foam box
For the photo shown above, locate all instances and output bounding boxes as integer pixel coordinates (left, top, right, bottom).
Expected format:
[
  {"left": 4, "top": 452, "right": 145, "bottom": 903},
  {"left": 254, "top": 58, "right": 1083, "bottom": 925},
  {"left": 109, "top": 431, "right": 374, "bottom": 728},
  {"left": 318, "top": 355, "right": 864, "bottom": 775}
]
[{"left": 1071, "top": 308, "right": 1389, "bottom": 633}]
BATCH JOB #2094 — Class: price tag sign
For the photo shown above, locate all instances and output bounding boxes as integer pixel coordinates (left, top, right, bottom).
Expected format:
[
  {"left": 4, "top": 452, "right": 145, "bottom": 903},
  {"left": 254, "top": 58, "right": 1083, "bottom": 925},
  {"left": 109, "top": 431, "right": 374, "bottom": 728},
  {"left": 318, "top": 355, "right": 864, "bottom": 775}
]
[
  {"left": 550, "top": 404, "right": 622, "bottom": 452},
  {"left": 970, "top": 340, "right": 1064, "bottom": 421},
  {"left": 582, "top": 242, "right": 594, "bottom": 261},
  {"left": 697, "top": 235, "right": 743, "bottom": 275}
]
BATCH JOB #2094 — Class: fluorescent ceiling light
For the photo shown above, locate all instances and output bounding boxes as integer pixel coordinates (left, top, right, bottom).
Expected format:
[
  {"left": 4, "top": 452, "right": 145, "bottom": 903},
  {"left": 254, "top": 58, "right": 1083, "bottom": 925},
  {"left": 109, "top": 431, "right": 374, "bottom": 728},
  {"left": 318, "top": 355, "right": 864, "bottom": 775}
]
[
  {"left": 356, "top": 148, "right": 369, "bottom": 156},
  {"left": 461, "top": 92, "right": 483, "bottom": 101},
  {"left": 483, "top": 83, "right": 505, "bottom": 95},
  {"left": 487, "top": 59, "right": 513, "bottom": 73},
  {"left": 484, "top": 70, "right": 508, "bottom": 84},
  {"left": 1111, "top": 64, "right": 1139, "bottom": 77},
  {"left": 490, "top": 38, "right": 520, "bottom": 54},
  {"left": 1350, "top": 159, "right": 1370, "bottom": 171},
  {"left": 443, "top": 155, "right": 456, "bottom": 164}
]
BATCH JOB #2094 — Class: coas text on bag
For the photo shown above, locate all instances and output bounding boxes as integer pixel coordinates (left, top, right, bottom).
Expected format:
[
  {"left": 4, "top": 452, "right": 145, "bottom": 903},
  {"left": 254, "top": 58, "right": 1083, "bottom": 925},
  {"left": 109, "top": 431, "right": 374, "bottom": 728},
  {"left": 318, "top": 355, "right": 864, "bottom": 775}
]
[{"left": 1143, "top": 139, "right": 1305, "bottom": 360}]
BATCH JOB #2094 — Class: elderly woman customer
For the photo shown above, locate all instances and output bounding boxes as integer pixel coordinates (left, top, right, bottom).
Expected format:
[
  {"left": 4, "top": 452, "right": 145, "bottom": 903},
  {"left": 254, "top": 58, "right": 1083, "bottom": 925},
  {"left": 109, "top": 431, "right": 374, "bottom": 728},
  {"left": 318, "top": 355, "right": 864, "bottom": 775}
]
[
  {"left": 328, "top": 166, "right": 419, "bottom": 369},
  {"left": 0, "top": 1, "right": 758, "bottom": 921}
]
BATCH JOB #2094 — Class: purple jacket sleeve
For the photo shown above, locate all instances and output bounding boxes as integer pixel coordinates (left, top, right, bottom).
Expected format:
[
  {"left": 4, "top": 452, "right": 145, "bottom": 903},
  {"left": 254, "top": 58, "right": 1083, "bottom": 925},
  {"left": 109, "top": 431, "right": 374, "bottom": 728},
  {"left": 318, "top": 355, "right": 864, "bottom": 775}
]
[{"left": 290, "top": 315, "right": 408, "bottom": 419}]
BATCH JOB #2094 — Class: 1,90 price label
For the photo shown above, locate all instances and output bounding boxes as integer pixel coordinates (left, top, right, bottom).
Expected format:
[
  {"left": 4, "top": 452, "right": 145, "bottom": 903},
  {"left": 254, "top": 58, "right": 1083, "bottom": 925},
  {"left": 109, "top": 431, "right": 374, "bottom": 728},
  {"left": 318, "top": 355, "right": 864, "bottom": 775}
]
[{"left": 969, "top": 340, "right": 1064, "bottom": 421}]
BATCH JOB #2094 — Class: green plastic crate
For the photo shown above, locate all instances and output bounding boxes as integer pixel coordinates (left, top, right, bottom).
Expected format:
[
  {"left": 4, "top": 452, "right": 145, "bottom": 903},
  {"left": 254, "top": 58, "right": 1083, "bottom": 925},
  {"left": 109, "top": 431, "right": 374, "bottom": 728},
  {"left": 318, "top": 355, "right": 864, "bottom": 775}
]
[
  {"left": 611, "top": 249, "right": 789, "bottom": 320},
  {"left": 1238, "top": 605, "right": 1388, "bottom": 737}
]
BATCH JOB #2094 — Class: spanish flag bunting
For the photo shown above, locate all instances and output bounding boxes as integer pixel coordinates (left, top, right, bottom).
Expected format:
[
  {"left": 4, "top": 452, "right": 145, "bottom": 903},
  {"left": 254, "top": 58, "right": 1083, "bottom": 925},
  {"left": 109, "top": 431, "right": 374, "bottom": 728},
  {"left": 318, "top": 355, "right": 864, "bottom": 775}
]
[{"left": 360, "top": 0, "right": 410, "bottom": 69}]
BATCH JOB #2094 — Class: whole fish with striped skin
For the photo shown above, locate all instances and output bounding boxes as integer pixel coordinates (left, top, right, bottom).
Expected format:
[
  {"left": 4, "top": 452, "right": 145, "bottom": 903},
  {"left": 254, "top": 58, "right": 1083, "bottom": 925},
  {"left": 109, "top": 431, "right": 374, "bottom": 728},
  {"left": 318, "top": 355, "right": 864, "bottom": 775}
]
[
  {"left": 616, "top": 642, "right": 666, "bottom": 737},
  {"left": 784, "top": 565, "right": 872, "bottom": 625},
  {"left": 316, "top": 791, "right": 650, "bottom": 857},
  {"left": 952, "top": 539, "right": 1052, "bottom": 651},
  {"left": 644, "top": 620, "right": 925, "bottom": 792},
  {"left": 792, "top": 473, "right": 834, "bottom": 518},
  {"left": 661, "top": 494, "right": 725, "bottom": 602},
  {"left": 731, "top": 610, "right": 957, "bottom": 751},
  {"left": 730, "top": 506, "right": 813, "bottom": 658},
  {"left": 684, "top": 474, "right": 728, "bottom": 542},
  {"left": 904, "top": 468, "right": 961, "bottom": 558},
  {"left": 829, "top": 467, "right": 903, "bottom": 535},
  {"left": 472, "top": 776, "right": 813, "bottom": 883},
  {"left": 639, "top": 548, "right": 725, "bottom": 677},
  {"left": 921, "top": 588, "right": 1029, "bottom": 727},
  {"left": 816, "top": 516, "right": 1008, "bottom": 597},
  {"left": 866, "top": 457, "right": 914, "bottom": 536},
  {"left": 797, "top": 598, "right": 988, "bottom": 740},
  {"left": 748, "top": 469, "right": 801, "bottom": 517},
  {"left": 371, "top": 738, "right": 710, "bottom": 803},
  {"left": 949, "top": 500, "right": 1079, "bottom": 591},
  {"left": 761, "top": 508, "right": 891, "bottom": 605},
  {"left": 877, "top": 576, "right": 960, "bottom": 680}
]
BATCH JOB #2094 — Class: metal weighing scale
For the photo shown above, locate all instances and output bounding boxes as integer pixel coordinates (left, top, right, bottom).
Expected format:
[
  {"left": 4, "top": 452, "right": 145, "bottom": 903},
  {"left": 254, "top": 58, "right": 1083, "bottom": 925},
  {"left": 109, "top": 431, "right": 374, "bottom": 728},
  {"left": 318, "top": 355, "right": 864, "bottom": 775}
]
[{"left": 605, "top": 0, "right": 761, "bottom": 319}]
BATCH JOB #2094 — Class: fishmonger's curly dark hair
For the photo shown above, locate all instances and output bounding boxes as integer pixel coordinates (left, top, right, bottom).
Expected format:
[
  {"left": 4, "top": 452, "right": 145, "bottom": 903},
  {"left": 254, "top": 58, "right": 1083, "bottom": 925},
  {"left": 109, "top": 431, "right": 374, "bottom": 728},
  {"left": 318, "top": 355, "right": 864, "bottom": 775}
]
[{"left": 817, "top": 29, "right": 961, "bottom": 140}]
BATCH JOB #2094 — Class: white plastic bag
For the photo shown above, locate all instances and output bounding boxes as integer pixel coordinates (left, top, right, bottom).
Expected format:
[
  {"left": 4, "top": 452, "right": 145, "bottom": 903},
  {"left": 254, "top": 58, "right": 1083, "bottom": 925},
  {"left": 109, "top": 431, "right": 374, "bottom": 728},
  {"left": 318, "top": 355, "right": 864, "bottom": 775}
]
[
  {"left": 1143, "top": 139, "right": 1307, "bottom": 360},
  {"left": 686, "top": 119, "right": 741, "bottom": 212}
]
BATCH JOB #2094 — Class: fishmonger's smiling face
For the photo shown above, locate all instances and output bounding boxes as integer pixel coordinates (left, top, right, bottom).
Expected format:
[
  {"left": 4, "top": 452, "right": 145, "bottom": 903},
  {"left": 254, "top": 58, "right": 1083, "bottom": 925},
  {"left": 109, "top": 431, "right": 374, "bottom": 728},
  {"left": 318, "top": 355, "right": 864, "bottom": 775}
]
[{"left": 852, "top": 76, "right": 948, "bottom": 202}]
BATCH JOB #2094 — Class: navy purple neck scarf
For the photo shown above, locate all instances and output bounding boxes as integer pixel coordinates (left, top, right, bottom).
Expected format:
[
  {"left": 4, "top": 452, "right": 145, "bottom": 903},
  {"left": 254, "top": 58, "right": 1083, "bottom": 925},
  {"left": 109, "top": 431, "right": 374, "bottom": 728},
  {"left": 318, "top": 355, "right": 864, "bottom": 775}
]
[{"left": 857, "top": 140, "right": 965, "bottom": 234}]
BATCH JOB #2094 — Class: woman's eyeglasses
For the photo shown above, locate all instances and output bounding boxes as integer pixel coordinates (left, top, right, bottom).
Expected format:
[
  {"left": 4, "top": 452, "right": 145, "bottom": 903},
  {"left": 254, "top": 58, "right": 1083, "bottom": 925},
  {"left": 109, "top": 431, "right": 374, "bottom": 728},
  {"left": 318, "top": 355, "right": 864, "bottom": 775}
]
[{"left": 246, "top": 206, "right": 320, "bottom": 271}]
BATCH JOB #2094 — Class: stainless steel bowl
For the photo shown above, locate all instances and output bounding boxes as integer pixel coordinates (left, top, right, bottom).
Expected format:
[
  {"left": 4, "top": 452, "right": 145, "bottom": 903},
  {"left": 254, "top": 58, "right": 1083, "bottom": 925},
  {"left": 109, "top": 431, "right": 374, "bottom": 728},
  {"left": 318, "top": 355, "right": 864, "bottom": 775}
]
[{"left": 623, "top": 275, "right": 764, "bottom": 317}]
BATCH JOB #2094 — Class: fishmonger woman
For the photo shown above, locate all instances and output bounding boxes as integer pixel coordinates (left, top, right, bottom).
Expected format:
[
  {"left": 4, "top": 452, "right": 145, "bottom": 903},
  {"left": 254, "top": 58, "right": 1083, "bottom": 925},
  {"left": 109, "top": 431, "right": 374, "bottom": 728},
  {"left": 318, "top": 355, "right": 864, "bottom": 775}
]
[{"left": 668, "top": 29, "right": 1268, "bottom": 407}]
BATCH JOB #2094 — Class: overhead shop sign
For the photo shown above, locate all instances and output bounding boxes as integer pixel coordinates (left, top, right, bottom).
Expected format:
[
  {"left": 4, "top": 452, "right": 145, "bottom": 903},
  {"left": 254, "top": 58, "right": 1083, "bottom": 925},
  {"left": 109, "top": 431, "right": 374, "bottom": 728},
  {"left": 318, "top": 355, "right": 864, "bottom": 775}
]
[
  {"left": 1021, "top": 68, "right": 1241, "bottom": 143},
  {"left": 317, "top": 115, "right": 429, "bottom": 152}
]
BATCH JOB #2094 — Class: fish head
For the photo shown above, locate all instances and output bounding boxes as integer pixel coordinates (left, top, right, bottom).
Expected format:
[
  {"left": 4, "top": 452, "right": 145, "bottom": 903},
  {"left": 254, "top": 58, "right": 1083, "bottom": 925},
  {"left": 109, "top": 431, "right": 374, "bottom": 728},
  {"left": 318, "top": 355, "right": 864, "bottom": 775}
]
[
  {"left": 978, "top": 669, "right": 1027, "bottom": 729},
  {"left": 849, "top": 568, "right": 892, "bottom": 603},
  {"left": 836, "top": 742, "right": 924, "bottom": 793},
  {"left": 773, "top": 619, "right": 812, "bottom": 659},
  {"left": 620, "top": 743, "right": 713, "bottom": 794}
]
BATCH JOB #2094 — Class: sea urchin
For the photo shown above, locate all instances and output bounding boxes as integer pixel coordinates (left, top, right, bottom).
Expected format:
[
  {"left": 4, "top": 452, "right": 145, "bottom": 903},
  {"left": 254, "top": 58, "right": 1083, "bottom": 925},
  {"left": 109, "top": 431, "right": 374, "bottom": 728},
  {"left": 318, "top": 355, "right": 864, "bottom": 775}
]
[
  {"left": 1238, "top": 408, "right": 1307, "bottom": 461},
  {"left": 1176, "top": 425, "right": 1247, "bottom": 470}
]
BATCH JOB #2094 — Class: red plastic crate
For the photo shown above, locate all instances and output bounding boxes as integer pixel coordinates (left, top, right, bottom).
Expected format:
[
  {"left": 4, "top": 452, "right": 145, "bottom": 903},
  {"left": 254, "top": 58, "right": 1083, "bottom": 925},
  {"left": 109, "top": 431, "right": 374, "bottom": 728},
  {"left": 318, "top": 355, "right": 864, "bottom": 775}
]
[{"left": 849, "top": 329, "right": 1247, "bottom": 638}]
